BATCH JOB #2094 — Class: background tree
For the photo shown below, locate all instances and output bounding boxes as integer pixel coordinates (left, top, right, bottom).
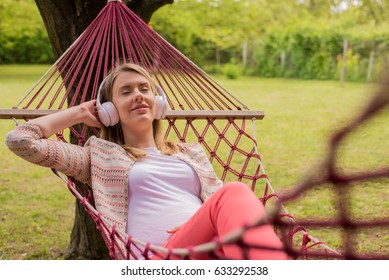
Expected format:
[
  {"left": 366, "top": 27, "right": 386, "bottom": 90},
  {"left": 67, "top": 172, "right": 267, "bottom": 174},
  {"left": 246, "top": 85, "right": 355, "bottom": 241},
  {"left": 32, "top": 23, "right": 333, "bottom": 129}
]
[
  {"left": 0, "top": 0, "right": 53, "bottom": 63},
  {"left": 4, "top": 0, "right": 389, "bottom": 81},
  {"left": 33, "top": 0, "right": 173, "bottom": 259}
]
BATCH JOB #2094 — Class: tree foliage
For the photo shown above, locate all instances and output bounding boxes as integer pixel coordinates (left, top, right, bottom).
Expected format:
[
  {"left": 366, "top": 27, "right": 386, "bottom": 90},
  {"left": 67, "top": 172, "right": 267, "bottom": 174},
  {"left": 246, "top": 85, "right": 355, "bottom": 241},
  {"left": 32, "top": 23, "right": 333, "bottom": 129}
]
[
  {"left": 3, "top": 0, "right": 389, "bottom": 81},
  {"left": 151, "top": 0, "right": 389, "bottom": 81},
  {"left": 0, "top": 0, "right": 53, "bottom": 63}
]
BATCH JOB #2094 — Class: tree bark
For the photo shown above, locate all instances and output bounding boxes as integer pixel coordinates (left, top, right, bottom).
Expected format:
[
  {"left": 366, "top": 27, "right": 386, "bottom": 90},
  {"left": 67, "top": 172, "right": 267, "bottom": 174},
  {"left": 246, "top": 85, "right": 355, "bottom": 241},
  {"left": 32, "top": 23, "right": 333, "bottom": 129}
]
[
  {"left": 34, "top": 0, "right": 173, "bottom": 260},
  {"left": 340, "top": 37, "right": 348, "bottom": 86},
  {"left": 367, "top": 49, "right": 375, "bottom": 82}
]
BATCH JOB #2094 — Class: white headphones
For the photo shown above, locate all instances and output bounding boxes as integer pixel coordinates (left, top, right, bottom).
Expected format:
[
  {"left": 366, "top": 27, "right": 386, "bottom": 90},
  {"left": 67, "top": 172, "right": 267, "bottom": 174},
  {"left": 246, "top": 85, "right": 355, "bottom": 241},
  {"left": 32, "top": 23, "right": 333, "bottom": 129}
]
[{"left": 96, "top": 76, "right": 168, "bottom": 127}]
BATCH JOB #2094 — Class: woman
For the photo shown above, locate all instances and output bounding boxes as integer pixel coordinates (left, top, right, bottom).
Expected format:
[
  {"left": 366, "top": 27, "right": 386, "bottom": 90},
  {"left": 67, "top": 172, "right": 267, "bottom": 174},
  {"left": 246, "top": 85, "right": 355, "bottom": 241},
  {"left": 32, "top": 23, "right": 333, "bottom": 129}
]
[{"left": 6, "top": 63, "right": 289, "bottom": 260}]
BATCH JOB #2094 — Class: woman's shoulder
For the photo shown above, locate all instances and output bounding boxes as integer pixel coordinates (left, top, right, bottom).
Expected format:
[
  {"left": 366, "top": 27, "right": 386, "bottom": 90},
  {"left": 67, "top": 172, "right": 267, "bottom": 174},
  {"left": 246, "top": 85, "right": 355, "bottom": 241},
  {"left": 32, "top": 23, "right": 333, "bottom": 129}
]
[
  {"left": 176, "top": 141, "right": 202, "bottom": 152},
  {"left": 87, "top": 135, "right": 116, "bottom": 147},
  {"left": 176, "top": 142, "right": 209, "bottom": 159},
  {"left": 86, "top": 136, "right": 128, "bottom": 156}
]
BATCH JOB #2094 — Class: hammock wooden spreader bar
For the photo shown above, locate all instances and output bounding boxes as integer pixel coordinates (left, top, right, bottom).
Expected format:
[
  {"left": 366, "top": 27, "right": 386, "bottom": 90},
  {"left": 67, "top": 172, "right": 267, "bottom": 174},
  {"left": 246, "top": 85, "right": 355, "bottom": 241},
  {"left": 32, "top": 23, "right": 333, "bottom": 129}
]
[{"left": 0, "top": 109, "right": 264, "bottom": 120}]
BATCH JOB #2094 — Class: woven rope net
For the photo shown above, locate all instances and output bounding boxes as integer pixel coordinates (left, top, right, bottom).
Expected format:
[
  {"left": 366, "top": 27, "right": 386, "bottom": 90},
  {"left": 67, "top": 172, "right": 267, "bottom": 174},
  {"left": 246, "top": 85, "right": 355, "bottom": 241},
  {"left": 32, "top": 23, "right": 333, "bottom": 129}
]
[{"left": 11, "top": 1, "right": 389, "bottom": 259}]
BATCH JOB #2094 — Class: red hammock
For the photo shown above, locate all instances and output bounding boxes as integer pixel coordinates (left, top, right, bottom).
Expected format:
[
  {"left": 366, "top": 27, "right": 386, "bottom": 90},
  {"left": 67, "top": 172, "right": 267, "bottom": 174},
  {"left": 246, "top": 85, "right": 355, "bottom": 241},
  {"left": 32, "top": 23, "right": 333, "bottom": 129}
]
[{"left": 4, "top": 0, "right": 341, "bottom": 259}]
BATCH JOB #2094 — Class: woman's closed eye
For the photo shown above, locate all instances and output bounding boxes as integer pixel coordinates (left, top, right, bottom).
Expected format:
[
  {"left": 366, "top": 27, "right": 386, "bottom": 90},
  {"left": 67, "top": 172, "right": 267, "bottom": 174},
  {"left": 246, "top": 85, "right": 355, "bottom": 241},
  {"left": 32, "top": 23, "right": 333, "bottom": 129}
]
[
  {"left": 120, "top": 87, "right": 132, "bottom": 95},
  {"left": 140, "top": 86, "right": 150, "bottom": 93}
]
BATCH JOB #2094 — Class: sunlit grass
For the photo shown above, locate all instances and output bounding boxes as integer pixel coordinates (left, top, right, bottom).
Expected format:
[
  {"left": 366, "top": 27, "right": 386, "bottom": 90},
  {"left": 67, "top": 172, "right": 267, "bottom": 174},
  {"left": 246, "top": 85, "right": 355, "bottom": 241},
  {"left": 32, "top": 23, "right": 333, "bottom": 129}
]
[{"left": 0, "top": 65, "right": 74, "bottom": 260}]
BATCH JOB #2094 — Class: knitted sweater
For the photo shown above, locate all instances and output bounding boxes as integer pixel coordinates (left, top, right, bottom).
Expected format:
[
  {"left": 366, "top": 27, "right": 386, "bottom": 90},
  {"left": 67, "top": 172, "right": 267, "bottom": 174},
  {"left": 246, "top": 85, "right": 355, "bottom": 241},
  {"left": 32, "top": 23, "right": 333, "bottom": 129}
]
[{"left": 5, "top": 123, "right": 223, "bottom": 235}]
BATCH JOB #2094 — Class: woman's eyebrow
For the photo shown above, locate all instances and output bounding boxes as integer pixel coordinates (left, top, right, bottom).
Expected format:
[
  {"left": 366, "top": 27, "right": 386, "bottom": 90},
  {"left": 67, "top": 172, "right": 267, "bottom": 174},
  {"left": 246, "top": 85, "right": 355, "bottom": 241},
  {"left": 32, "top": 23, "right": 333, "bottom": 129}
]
[
  {"left": 138, "top": 82, "right": 150, "bottom": 87},
  {"left": 119, "top": 82, "right": 149, "bottom": 91}
]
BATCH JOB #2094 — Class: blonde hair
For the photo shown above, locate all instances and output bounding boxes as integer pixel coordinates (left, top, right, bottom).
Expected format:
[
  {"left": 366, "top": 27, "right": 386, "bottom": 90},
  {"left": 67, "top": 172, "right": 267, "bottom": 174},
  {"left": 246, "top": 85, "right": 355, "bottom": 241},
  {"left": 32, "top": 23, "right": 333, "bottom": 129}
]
[{"left": 98, "top": 63, "right": 178, "bottom": 159}]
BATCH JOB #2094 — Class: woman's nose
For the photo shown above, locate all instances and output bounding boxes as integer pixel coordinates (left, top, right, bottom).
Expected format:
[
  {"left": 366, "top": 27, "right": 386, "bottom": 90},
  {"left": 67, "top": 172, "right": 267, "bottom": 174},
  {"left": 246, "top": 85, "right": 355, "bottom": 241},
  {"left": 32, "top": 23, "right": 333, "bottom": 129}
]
[{"left": 133, "top": 92, "right": 144, "bottom": 103}]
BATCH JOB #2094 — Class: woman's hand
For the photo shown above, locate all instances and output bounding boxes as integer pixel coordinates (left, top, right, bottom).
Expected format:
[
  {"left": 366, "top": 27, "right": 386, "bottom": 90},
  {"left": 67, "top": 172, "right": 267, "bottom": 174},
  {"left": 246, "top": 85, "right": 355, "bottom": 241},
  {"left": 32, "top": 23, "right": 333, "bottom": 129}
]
[
  {"left": 167, "top": 224, "right": 183, "bottom": 234},
  {"left": 78, "top": 100, "right": 103, "bottom": 128}
]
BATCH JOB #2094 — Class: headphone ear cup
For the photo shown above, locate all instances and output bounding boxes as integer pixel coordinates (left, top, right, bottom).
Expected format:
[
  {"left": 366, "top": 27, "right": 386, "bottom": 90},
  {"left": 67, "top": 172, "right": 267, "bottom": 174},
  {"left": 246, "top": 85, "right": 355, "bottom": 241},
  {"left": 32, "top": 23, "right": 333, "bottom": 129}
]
[
  {"left": 97, "top": 101, "right": 119, "bottom": 126},
  {"left": 155, "top": 86, "right": 168, "bottom": 119},
  {"left": 155, "top": 96, "right": 164, "bottom": 120}
]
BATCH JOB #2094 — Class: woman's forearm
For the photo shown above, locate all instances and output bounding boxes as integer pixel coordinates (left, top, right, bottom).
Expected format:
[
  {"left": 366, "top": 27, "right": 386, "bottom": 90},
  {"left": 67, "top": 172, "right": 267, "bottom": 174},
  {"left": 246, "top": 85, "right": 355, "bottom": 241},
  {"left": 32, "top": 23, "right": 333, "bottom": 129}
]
[
  {"left": 28, "top": 101, "right": 100, "bottom": 138},
  {"left": 28, "top": 106, "right": 84, "bottom": 138}
]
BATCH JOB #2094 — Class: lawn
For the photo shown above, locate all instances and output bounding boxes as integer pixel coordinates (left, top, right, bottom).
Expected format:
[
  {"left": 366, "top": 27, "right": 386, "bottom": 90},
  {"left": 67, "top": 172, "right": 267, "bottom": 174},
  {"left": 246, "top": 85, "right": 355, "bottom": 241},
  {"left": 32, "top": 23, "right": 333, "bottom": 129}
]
[
  {"left": 0, "top": 65, "right": 388, "bottom": 259},
  {"left": 0, "top": 65, "right": 74, "bottom": 259}
]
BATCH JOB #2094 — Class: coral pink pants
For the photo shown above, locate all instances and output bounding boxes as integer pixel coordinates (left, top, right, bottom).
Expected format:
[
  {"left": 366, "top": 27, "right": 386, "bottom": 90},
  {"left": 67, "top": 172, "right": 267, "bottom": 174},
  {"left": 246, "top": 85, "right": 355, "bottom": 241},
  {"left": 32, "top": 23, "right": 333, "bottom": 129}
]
[{"left": 156, "top": 182, "right": 289, "bottom": 260}]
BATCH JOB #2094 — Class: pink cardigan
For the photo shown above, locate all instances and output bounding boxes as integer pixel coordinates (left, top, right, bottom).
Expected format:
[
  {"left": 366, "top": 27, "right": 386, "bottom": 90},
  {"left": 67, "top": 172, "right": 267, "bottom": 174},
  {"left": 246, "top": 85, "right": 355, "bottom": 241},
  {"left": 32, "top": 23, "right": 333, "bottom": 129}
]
[{"left": 5, "top": 123, "right": 223, "bottom": 234}]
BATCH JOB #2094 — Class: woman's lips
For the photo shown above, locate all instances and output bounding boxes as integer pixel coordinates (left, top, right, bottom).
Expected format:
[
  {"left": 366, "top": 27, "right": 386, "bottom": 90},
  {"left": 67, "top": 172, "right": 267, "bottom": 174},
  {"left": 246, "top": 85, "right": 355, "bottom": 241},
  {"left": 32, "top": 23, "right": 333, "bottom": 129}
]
[{"left": 131, "top": 104, "right": 149, "bottom": 111}]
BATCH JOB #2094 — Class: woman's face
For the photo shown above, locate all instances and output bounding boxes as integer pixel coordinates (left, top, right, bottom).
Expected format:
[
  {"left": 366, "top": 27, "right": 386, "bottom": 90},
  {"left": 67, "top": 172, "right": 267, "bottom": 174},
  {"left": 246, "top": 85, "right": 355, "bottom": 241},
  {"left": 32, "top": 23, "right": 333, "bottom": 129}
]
[{"left": 111, "top": 71, "right": 155, "bottom": 133}]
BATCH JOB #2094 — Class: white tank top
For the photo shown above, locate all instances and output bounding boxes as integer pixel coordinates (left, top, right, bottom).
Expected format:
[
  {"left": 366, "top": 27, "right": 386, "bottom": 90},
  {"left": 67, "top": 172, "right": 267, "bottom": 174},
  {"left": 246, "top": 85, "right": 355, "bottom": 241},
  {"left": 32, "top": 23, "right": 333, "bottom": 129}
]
[{"left": 127, "top": 147, "right": 203, "bottom": 258}]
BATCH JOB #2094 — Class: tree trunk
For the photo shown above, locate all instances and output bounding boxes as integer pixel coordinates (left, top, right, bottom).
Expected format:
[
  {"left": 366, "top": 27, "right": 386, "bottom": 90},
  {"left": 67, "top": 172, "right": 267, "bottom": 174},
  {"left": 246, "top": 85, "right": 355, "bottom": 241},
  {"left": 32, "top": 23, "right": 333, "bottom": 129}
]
[
  {"left": 280, "top": 50, "right": 286, "bottom": 77},
  {"left": 216, "top": 45, "right": 221, "bottom": 67},
  {"left": 367, "top": 49, "right": 375, "bottom": 82},
  {"left": 34, "top": 0, "right": 173, "bottom": 260},
  {"left": 340, "top": 37, "right": 348, "bottom": 86},
  {"left": 242, "top": 41, "right": 248, "bottom": 70}
]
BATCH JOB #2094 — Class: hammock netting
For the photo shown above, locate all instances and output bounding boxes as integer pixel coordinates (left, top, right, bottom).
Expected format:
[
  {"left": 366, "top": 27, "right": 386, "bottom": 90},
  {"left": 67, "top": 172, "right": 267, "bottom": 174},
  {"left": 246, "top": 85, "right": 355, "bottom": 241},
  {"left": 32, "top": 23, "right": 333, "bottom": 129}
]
[{"left": 9, "top": 0, "right": 389, "bottom": 259}]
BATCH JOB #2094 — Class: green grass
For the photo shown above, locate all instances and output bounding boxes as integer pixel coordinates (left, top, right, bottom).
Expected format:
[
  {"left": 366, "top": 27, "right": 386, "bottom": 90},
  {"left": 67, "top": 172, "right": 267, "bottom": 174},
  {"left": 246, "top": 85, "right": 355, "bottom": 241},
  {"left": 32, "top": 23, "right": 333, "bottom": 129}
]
[
  {"left": 1, "top": 65, "right": 388, "bottom": 259},
  {"left": 0, "top": 65, "right": 74, "bottom": 260},
  {"left": 220, "top": 76, "right": 389, "bottom": 256}
]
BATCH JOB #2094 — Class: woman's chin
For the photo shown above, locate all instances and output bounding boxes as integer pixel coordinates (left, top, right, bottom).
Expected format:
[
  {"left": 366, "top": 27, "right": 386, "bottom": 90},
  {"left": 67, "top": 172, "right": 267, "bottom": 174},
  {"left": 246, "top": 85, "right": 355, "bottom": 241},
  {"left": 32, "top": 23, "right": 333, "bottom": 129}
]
[{"left": 122, "top": 116, "right": 153, "bottom": 129}]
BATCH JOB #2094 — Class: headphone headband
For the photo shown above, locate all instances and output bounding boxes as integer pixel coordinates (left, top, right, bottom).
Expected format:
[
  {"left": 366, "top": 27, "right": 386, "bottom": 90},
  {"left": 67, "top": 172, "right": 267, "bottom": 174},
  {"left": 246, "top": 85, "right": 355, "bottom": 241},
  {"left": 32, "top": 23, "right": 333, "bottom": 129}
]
[{"left": 96, "top": 75, "right": 110, "bottom": 107}]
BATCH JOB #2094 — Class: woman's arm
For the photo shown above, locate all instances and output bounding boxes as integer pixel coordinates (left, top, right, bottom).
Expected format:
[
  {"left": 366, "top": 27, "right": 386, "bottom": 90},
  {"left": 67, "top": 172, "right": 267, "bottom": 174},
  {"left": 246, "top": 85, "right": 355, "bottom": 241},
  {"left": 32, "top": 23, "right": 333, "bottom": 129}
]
[
  {"left": 28, "top": 100, "right": 102, "bottom": 138},
  {"left": 5, "top": 100, "right": 102, "bottom": 184}
]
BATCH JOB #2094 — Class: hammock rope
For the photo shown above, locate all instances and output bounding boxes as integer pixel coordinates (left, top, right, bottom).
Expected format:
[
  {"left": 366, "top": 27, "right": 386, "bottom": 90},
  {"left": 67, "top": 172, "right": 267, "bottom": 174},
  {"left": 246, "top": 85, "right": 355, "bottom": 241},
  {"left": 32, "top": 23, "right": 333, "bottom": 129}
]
[{"left": 5, "top": 0, "right": 348, "bottom": 259}]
